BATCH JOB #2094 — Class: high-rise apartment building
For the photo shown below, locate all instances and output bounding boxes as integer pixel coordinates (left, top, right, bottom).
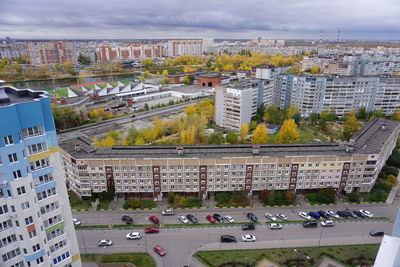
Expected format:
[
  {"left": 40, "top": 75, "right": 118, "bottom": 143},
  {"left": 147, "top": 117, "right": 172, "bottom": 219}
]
[
  {"left": 26, "top": 41, "right": 75, "bottom": 66},
  {"left": 0, "top": 83, "right": 81, "bottom": 267},
  {"left": 167, "top": 40, "right": 203, "bottom": 57}
]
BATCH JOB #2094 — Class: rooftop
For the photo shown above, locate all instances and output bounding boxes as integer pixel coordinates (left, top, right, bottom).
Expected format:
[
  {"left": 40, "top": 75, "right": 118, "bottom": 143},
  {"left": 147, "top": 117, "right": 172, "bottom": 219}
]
[
  {"left": 0, "top": 86, "right": 48, "bottom": 107},
  {"left": 60, "top": 118, "right": 399, "bottom": 160}
]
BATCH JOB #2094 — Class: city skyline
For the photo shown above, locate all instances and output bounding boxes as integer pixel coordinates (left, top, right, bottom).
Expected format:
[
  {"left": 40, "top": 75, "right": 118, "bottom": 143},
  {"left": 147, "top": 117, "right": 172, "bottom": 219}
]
[{"left": 0, "top": 0, "right": 399, "bottom": 40}]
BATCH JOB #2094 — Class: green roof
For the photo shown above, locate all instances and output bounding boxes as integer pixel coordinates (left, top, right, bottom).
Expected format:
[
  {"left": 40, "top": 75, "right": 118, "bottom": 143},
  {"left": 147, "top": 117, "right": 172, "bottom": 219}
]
[{"left": 55, "top": 88, "right": 69, "bottom": 98}]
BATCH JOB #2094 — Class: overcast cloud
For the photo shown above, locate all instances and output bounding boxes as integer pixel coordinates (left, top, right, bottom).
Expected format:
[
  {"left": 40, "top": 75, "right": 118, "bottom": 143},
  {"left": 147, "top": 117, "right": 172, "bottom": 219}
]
[{"left": 0, "top": 0, "right": 399, "bottom": 39}]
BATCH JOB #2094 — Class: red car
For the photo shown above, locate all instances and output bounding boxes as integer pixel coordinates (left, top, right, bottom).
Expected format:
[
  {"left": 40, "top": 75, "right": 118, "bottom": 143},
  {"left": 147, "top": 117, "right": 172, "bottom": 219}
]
[
  {"left": 206, "top": 215, "right": 216, "bottom": 223},
  {"left": 154, "top": 245, "right": 167, "bottom": 256},
  {"left": 149, "top": 216, "right": 160, "bottom": 224},
  {"left": 145, "top": 227, "right": 159, "bottom": 234}
]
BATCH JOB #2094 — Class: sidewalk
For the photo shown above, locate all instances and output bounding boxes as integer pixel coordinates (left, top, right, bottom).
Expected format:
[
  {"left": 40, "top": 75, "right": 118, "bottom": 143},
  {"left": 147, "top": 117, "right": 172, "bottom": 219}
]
[{"left": 386, "top": 173, "right": 400, "bottom": 204}]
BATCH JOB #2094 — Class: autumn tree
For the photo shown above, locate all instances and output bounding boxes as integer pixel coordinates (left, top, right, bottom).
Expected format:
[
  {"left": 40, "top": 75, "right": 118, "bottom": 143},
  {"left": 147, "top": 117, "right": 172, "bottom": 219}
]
[
  {"left": 392, "top": 109, "right": 400, "bottom": 121},
  {"left": 277, "top": 119, "right": 299, "bottom": 143},
  {"left": 343, "top": 110, "right": 361, "bottom": 140},
  {"left": 264, "top": 105, "right": 284, "bottom": 125},
  {"left": 89, "top": 109, "right": 99, "bottom": 120},
  {"left": 207, "top": 132, "right": 225, "bottom": 144},
  {"left": 152, "top": 116, "right": 164, "bottom": 139},
  {"left": 140, "top": 58, "right": 155, "bottom": 67},
  {"left": 226, "top": 131, "right": 238, "bottom": 144},
  {"left": 310, "top": 64, "right": 320, "bottom": 74},
  {"left": 63, "top": 62, "right": 75, "bottom": 75},
  {"left": 239, "top": 123, "right": 249, "bottom": 143},
  {"left": 135, "top": 137, "right": 145, "bottom": 145},
  {"left": 251, "top": 124, "right": 269, "bottom": 144},
  {"left": 284, "top": 104, "right": 299, "bottom": 119},
  {"left": 161, "top": 70, "right": 168, "bottom": 76}
]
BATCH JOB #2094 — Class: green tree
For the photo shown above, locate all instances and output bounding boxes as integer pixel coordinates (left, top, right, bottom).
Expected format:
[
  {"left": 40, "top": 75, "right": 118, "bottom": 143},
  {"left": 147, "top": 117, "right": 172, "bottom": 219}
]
[
  {"left": 308, "top": 113, "right": 319, "bottom": 124},
  {"left": 226, "top": 131, "right": 238, "bottom": 144},
  {"left": 144, "top": 103, "right": 149, "bottom": 111},
  {"left": 392, "top": 109, "right": 400, "bottom": 121},
  {"left": 207, "top": 132, "right": 225, "bottom": 144},
  {"left": 77, "top": 53, "right": 91, "bottom": 65},
  {"left": 264, "top": 106, "right": 284, "bottom": 125},
  {"left": 357, "top": 106, "right": 369, "bottom": 120}
]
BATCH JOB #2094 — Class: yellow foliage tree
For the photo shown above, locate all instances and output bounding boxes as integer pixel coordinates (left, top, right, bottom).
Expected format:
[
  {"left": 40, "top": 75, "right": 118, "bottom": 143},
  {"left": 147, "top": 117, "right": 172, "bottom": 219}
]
[
  {"left": 122, "top": 138, "right": 129, "bottom": 145},
  {"left": 310, "top": 64, "right": 320, "bottom": 74},
  {"left": 153, "top": 116, "right": 164, "bottom": 139},
  {"left": 102, "top": 136, "right": 116, "bottom": 147},
  {"left": 252, "top": 124, "right": 269, "bottom": 144},
  {"left": 135, "top": 137, "right": 145, "bottom": 145},
  {"left": 277, "top": 119, "right": 299, "bottom": 143},
  {"left": 144, "top": 70, "right": 153, "bottom": 78},
  {"left": 214, "top": 67, "right": 220, "bottom": 72},
  {"left": 284, "top": 104, "right": 299, "bottom": 119},
  {"left": 343, "top": 110, "right": 361, "bottom": 140},
  {"left": 184, "top": 104, "right": 197, "bottom": 116},
  {"left": 162, "top": 70, "right": 168, "bottom": 76},
  {"left": 90, "top": 109, "right": 99, "bottom": 119},
  {"left": 239, "top": 123, "right": 249, "bottom": 143},
  {"left": 186, "top": 126, "right": 196, "bottom": 145},
  {"left": 137, "top": 76, "right": 145, "bottom": 82},
  {"left": 180, "top": 130, "right": 187, "bottom": 144},
  {"left": 183, "top": 66, "right": 197, "bottom": 73},
  {"left": 392, "top": 109, "right": 400, "bottom": 121},
  {"left": 223, "top": 64, "right": 234, "bottom": 71}
]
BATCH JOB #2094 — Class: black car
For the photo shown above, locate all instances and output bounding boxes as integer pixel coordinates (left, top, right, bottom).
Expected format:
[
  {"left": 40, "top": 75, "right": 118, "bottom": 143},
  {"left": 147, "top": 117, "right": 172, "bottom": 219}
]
[
  {"left": 247, "top": 213, "right": 258, "bottom": 222},
  {"left": 242, "top": 223, "right": 256, "bottom": 230},
  {"left": 346, "top": 210, "right": 358, "bottom": 218},
  {"left": 122, "top": 215, "right": 133, "bottom": 224},
  {"left": 187, "top": 214, "right": 198, "bottom": 223},
  {"left": 221, "top": 235, "right": 237, "bottom": 243},
  {"left": 213, "top": 213, "right": 224, "bottom": 223},
  {"left": 131, "top": 115, "right": 136, "bottom": 118},
  {"left": 303, "top": 221, "right": 318, "bottom": 228},
  {"left": 353, "top": 210, "right": 366, "bottom": 218},
  {"left": 318, "top": 210, "right": 329, "bottom": 219},
  {"left": 370, "top": 229, "right": 384, "bottom": 236},
  {"left": 337, "top": 211, "right": 349, "bottom": 218}
]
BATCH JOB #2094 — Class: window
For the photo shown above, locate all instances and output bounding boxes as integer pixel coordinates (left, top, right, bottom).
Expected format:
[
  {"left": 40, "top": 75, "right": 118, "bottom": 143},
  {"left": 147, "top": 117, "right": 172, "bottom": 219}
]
[
  {"left": 0, "top": 219, "right": 13, "bottom": 231},
  {"left": 36, "top": 256, "right": 44, "bottom": 264},
  {"left": 21, "top": 202, "right": 30, "bottom": 210},
  {"left": 22, "top": 126, "right": 44, "bottom": 139},
  {"left": 1, "top": 248, "right": 21, "bottom": 262},
  {"left": 32, "top": 244, "right": 40, "bottom": 252},
  {"left": 28, "top": 230, "right": 37, "bottom": 238},
  {"left": 16, "top": 186, "right": 26, "bottom": 195},
  {"left": 4, "top": 135, "right": 13, "bottom": 145},
  {"left": 27, "top": 142, "right": 47, "bottom": 155},
  {"left": 13, "top": 170, "right": 22, "bottom": 179},
  {"left": 0, "top": 234, "right": 17, "bottom": 248},
  {"left": 30, "top": 158, "right": 50, "bottom": 171},
  {"left": 37, "top": 187, "right": 56, "bottom": 201},
  {"left": 25, "top": 216, "right": 33, "bottom": 225},
  {"left": 8, "top": 153, "right": 17, "bottom": 163}
]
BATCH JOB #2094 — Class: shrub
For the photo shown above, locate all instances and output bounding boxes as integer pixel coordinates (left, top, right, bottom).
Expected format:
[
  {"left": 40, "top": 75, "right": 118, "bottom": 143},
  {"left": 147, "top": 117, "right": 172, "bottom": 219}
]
[
  {"left": 347, "top": 193, "right": 361, "bottom": 203},
  {"left": 123, "top": 199, "right": 140, "bottom": 209}
]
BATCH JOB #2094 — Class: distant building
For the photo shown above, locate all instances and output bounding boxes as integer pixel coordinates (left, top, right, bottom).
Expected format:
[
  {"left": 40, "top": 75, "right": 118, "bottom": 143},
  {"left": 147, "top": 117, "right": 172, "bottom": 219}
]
[
  {"left": 167, "top": 40, "right": 203, "bottom": 57},
  {"left": 26, "top": 41, "right": 75, "bottom": 66},
  {"left": 96, "top": 43, "right": 165, "bottom": 61},
  {"left": 0, "top": 38, "right": 27, "bottom": 59}
]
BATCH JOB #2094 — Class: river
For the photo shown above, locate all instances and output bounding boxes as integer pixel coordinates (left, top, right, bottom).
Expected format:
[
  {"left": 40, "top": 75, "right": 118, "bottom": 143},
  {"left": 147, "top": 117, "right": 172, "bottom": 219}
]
[{"left": 9, "top": 73, "right": 139, "bottom": 91}]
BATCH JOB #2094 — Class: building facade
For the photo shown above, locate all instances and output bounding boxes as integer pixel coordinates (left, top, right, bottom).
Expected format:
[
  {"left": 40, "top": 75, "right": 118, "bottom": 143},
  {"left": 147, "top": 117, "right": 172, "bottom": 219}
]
[
  {"left": 60, "top": 119, "right": 400, "bottom": 199},
  {"left": 167, "top": 40, "right": 203, "bottom": 57},
  {"left": 96, "top": 44, "right": 165, "bottom": 61},
  {"left": 0, "top": 85, "right": 81, "bottom": 267},
  {"left": 26, "top": 41, "right": 75, "bottom": 66}
]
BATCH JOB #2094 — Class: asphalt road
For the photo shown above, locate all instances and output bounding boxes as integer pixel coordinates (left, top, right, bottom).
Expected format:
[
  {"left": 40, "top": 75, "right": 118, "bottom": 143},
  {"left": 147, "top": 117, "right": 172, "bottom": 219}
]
[
  {"left": 73, "top": 202, "right": 398, "bottom": 226},
  {"left": 77, "top": 220, "right": 391, "bottom": 267}
]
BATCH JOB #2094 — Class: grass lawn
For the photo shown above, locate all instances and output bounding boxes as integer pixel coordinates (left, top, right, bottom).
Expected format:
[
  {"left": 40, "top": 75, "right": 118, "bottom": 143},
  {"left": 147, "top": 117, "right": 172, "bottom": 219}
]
[
  {"left": 195, "top": 244, "right": 380, "bottom": 267},
  {"left": 96, "top": 199, "right": 112, "bottom": 210},
  {"left": 81, "top": 253, "right": 156, "bottom": 267},
  {"left": 68, "top": 191, "right": 92, "bottom": 211},
  {"left": 123, "top": 199, "right": 157, "bottom": 209}
]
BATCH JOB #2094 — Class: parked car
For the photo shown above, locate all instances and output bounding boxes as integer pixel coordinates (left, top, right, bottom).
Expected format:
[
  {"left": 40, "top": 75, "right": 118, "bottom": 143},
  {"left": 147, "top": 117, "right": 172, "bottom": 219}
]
[
  {"left": 336, "top": 210, "right": 350, "bottom": 218},
  {"left": 161, "top": 209, "right": 175, "bottom": 216},
  {"left": 98, "top": 240, "right": 113, "bottom": 246},
  {"left": 268, "top": 223, "right": 282, "bottom": 229},
  {"left": 370, "top": 229, "right": 384, "bottom": 236},
  {"left": 247, "top": 213, "right": 258, "bottom": 222},
  {"left": 72, "top": 218, "right": 81, "bottom": 226},
  {"left": 298, "top": 211, "right": 311, "bottom": 220},
  {"left": 303, "top": 221, "right": 318, "bottom": 228},
  {"left": 276, "top": 213, "right": 288, "bottom": 221},
  {"left": 309, "top": 212, "right": 321, "bottom": 220},
  {"left": 241, "top": 234, "right": 256, "bottom": 242},
  {"left": 346, "top": 210, "right": 358, "bottom": 218},
  {"left": 353, "top": 210, "right": 366, "bottom": 218},
  {"left": 149, "top": 216, "right": 160, "bottom": 224},
  {"left": 122, "top": 215, "right": 133, "bottom": 224},
  {"left": 242, "top": 223, "right": 256, "bottom": 231},
  {"left": 224, "top": 215, "right": 234, "bottom": 223},
  {"left": 213, "top": 213, "right": 224, "bottom": 223},
  {"left": 326, "top": 210, "right": 340, "bottom": 219},
  {"left": 178, "top": 215, "right": 189, "bottom": 224},
  {"left": 221, "top": 235, "right": 237, "bottom": 243},
  {"left": 126, "top": 232, "right": 141, "bottom": 240},
  {"left": 187, "top": 214, "right": 198, "bottom": 223},
  {"left": 154, "top": 245, "right": 167, "bottom": 256},
  {"left": 145, "top": 227, "right": 159, "bottom": 234},
  {"left": 318, "top": 210, "right": 330, "bottom": 219},
  {"left": 206, "top": 215, "right": 216, "bottom": 223},
  {"left": 265, "top": 212, "right": 277, "bottom": 221},
  {"left": 320, "top": 220, "right": 334, "bottom": 227},
  {"left": 360, "top": 210, "right": 374, "bottom": 218}
]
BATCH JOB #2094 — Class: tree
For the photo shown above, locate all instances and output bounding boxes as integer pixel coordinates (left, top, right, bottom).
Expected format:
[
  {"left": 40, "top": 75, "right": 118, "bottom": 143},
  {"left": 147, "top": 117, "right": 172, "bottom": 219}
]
[
  {"left": 387, "top": 174, "right": 398, "bottom": 186},
  {"left": 152, "top": 116, "right": 164, "bottom": 139},
  {"left": 252, "top": 124, "right": 269, "bottom": 144},
  {"left": 102, "top": 136, "right": 116, "bottom": 147},
  {"left": 284, "top": 105, "right": 299, "bottom": 119},
  {"left": 239, "top": 123, "right": 249, "bottom": 143},
  {"left": 184, "top": 104, "right": 197, "bottom": 116},
  {"left": 310, "top": 64, "right": 320, "bottom": 74},
  {"left": 143, "top": 70, "right": 153, "bottom": 78},
  {"left": 62, "top": 62, "right": 75, "bottom": 75},
  {"left": 293, "top": 112, "right": 301, "bottom": 126},
  {"left": 343, "top": 110, "right": 361, "bottom": 140},
  {"left": 226, "top": 131, "right": 238, "bottom": 144},
  {"left": 259, "top": 189, "right": 269, "bottom": 204},
  {"left": 207, "top": 132, "right": 225, "bottom": 144},
  {"left": 78, "top": 53, "right": 91, "bottom": 65},
  {"left": 392, "top": 109, "right": 400, "bottom": 121},
  {"left": 140, "top": 58, "right": 155, "bottom": 67},
  {"left": 308, "top": 113, "right": 319, "bottom": 124},
  {"left": 161, "top": 70, "right": 168, "bottom": 76},
  {"left": 90, "top": 109, "right": 99, "bottom": 120},
  {"left": 249, "top": 120, "right": 258, "bottom": 131},
  {"left": 144, "top": 103, "right": 149, "bottom": 111},
  {"left": 287, "top": 65, "right": 302, "bottom": 74},
  {"left": 38, "top": 64, "right": 51, "bottom": 78},
  {"left": 162, "top": 77, "right": 170, "bottom": 84},
  {"left": 135, "top": 137, "right": 145, "bottom": 145},
  {"left": 357, "top": 106, "right": 369, "bottom": 120},
  {"left": 277, "top": 119, "right": 299, "bottom": 143},
  {"left": 264, "top": 105, "right": 284, "bottom": 125}
]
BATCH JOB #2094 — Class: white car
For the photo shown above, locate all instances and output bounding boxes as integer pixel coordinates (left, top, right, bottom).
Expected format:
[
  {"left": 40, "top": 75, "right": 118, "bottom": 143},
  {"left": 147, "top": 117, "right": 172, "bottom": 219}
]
[
  {"left": 98, "top": 240, "right": 112, "bottom": 246},
  {"left": 268, "top": 223, "right": 282, "bottom": 229},
  {"left": 265, "top": 212, "right": 277, "bottom": 221},
  {"left": 224, "top": 215, "right": 235, "bottom": 223},
  {"left": 276, "top": 213, "right": 288, "bottom": 221},
  {"left": 326, "top": 210, "right": 340, "bottom": 219},
  {"left": 126, "top": 232, "right": 141, "bottom": 240},
  {"left": 162, "top": 209, "right": 175, "bottom": 216},
  {"left": 298, "top": 211, "right": 311, "bottom": 220},
  {"left": 359, "top": 210, "right": 373, "bottom": 218},
  {"left": 241, "top": 234, "right": 256, "bottom": 242},
  {"left": 72, "top": 218, "right": 81, "bottom": 226},
  {"left": 320, "top": 220, "right": 334, "bottom": 227},
  {"left": 178, "top": 215, "right": 189, "bottom": 224}
]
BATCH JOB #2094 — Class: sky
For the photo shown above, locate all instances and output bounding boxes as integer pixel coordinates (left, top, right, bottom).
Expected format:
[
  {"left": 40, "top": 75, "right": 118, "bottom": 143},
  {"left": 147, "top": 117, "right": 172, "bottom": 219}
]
[{"left": 0, "top": 0, "right": 399, "bottom": 40}]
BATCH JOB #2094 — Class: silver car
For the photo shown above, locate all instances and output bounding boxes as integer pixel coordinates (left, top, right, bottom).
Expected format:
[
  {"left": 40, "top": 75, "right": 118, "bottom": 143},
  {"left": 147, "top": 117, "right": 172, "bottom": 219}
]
[
  {"left": 265, "top": 212, "right": 277, "bottom": 221},
  {"left": 178, "top": 215, "right": 189, "bottom": 224},
  {"left": 126, "top": 232, "right": 141, "bottom": 240}
]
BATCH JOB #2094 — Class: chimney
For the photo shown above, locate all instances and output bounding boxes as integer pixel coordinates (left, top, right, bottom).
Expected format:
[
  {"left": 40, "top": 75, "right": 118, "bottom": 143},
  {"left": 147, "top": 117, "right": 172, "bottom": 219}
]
[
  {"left": 176, "top": 146, "right": 184, "bottom": 156},
  {"left": 74, "top": 142, "right": 81, "bottom": 152},
  {"left": 252, "top": 145, "right": 260, "bottom": 155},
  {"left": 381, "top": 123, "right": 387, "bottom": 131},
  {"left": 345, "top": 144, "right": 353, "bottom": 153}
]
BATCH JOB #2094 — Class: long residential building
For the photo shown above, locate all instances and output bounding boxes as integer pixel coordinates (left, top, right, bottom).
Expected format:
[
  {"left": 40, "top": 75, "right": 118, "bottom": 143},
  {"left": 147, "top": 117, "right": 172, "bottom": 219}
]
[
  {"left": 60, "top": 118, "right": 400, "bottom": 199},
  {"left": 0, "top": 83, "right": 81, "bottom": 267},
  {"left": 96, "top": 44, "right": 165, "bottom": 61}
]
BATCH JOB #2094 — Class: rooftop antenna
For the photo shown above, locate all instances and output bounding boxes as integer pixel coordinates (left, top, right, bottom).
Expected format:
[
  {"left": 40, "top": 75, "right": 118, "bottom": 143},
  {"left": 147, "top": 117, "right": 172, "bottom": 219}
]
[
  {"left": 319, "top": 31, "right": 323, "bottom": 43},
  {"left": 337, "top": 30, "right": 341, "bottom": 42}
]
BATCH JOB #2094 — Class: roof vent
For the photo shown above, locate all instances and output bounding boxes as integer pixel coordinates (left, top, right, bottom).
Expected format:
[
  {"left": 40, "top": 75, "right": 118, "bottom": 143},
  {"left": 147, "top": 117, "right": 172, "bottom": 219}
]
[
  {"left": 381, "top": 123, "right": 387, "bottom": 131},
  {"left": 176, "top": 146, "right": 184, "bottom": 156},
  {"left": 74, "top": 142, "right": 81, "bottom": 152},
  {"left": 345, "top": 144, "right": 354, "bottom": 153},
  {"left": 252, "top": 145, "right": 260, "bottom": 155}
]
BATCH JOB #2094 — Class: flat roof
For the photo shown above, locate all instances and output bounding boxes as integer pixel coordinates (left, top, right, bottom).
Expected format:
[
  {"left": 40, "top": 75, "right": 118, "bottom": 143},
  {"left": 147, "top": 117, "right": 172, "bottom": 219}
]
[
  {"left": 0, "top": 86, "right": 48, "bottom": 107},
  {"left": 60, "top": 118, "right": 399, "bottom": 160}
]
